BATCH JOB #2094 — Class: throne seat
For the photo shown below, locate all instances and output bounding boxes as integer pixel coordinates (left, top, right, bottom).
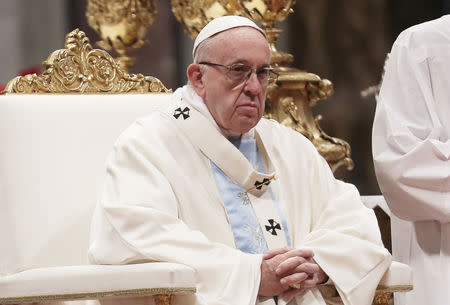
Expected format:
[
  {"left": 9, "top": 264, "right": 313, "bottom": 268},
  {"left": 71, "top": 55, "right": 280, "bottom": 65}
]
[{"left": 0, "top": 94, "right": 196, "bottom": 305}]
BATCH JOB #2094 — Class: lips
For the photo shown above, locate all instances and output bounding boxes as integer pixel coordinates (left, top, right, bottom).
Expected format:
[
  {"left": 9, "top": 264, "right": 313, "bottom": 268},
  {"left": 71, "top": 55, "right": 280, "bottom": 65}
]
[
  {"left": 237, "top": 102, "right": 258, "bottom": 109},
  {"left": 237, "top": 104, "right": 259, "bottom": 115}
]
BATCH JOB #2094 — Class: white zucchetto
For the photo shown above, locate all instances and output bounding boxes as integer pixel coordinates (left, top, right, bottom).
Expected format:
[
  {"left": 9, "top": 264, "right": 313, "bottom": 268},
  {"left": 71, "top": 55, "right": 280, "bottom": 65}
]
[{"left": 192, "top": 15, "right": 266, "bottom": 58}]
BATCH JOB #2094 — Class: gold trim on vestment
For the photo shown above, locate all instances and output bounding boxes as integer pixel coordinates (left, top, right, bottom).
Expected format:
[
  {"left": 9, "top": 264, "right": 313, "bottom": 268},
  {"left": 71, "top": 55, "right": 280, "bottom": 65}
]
[{"left": 0, "top": 287, "right": 196, "bottom": 304}]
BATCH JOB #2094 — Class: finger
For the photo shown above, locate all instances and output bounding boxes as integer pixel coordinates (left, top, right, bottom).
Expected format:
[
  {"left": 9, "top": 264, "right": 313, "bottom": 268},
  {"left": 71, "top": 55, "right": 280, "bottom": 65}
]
[
  {"left": 281, "top": 248, "right": 314, "bottom": 260},
  {"left": 279, "top": 272, "right": 309, "bottom": 288},
  {"left": 276, "top": 256, "right": 307, "bottom": 275},
  {"left": 301, "top": 273, "right": 320, "bottom": 288},
  {"left": 263, "top": 247, "right": 293, "bottom": 259},
  {"left": 292, "top": 262, "right": 320, "bottom": 275},
  {"left": 281, "top": 287, "right": 308, "bottom": 303}
]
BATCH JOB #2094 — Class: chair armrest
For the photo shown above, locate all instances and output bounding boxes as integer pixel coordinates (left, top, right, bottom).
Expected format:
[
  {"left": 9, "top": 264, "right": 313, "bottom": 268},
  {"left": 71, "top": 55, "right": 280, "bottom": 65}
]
[
  {"left": 0, "top": 262, "right": 196, "bottom": 304},
  {"left": 373, "top": 261, "right": 413, "bottom": 305},
  {"left": 377, "top": 261, "right": 413, "bottom": 292}
]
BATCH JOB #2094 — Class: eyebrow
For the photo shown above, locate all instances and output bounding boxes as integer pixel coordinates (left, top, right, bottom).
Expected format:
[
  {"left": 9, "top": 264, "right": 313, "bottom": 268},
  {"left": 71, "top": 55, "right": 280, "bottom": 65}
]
[{"left": 230, "top": 60, "right": 271, "bottom": 68}]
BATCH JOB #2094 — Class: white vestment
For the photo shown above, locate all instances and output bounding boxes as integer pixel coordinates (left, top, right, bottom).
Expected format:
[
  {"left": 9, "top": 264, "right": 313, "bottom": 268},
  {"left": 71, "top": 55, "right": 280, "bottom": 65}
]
[
  {"left": 89, "top": 86, "right": 390, "bottom": 305},
  {"left": 373, "top": 15, "right": 450, "bottom": 305}
]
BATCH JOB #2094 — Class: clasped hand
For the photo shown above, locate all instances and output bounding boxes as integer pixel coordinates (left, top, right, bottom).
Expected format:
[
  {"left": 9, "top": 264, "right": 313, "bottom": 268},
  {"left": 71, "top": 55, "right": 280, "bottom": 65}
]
[{"left": 259, "top": 247, "right": 328, "bottom": 302}]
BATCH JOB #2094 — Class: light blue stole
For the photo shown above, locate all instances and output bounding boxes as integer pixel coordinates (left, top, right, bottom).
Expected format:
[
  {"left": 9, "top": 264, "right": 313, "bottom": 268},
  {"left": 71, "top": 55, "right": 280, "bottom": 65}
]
[{"left": 211, "top": 137, "right": 291, "bottom": 254}]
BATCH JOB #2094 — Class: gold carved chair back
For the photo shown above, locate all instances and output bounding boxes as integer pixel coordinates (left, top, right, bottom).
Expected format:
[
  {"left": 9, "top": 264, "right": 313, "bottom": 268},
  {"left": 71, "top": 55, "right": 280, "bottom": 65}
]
[{"left": 2, "top": 29, "right": 170, "bottom": 94}]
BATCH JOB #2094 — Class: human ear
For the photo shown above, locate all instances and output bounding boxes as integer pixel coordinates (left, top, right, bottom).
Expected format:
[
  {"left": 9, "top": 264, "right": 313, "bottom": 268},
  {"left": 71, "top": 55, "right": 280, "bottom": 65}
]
[{"left": 187, "top": 64, "right": 206, "bottom": 98}]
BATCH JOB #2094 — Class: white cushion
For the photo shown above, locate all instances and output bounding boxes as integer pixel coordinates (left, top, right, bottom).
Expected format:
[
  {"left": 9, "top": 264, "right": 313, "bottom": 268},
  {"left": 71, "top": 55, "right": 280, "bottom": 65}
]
[
  {"left": 360, "top": 196, "right": 413, "bottom": 291},
  {"left": 378, "top": 261, "right": 413, "bottom": 290},
  {"left": 0, "top": 94, "right": 172, "bottom": 275},
  {"left": 360, "top": 195, "right": 391, "bottom": 216},
  {"left": 0, "top": 262, "right": 196, "bottom": 302},
  {"left": 0, "top": 94, "right": 198, "bottom": 304}
]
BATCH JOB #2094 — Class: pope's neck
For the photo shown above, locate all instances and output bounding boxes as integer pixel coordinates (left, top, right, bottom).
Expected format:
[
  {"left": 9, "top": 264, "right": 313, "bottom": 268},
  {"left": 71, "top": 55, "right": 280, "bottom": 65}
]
[{"left": 220, "top": 127, "right": 243, "bottom": 140}]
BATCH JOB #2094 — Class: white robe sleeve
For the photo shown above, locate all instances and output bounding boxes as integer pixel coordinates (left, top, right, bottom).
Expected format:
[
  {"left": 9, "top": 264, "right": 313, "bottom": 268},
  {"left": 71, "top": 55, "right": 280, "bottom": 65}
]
[
  {"left": 88, "top": 121, "right": 262, "bottom": 305},
  {"left": 301, "top": 152, "right": 391, "bottom": 305},
  {"left": 257, "top": 120, "right": 391, "bottom": 305},
  {"left": 372, "top": 29, "right": 450, "bottom": 222}
]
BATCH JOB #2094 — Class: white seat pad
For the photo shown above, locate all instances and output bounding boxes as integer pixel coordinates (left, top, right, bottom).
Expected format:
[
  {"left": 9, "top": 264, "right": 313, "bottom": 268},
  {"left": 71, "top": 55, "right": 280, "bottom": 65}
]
[
  {"left": 378, "top": 261, "right": 413, "bottom": 290},
  {"left": 0, "top": 262, "right": 196, "bottom": 301}
]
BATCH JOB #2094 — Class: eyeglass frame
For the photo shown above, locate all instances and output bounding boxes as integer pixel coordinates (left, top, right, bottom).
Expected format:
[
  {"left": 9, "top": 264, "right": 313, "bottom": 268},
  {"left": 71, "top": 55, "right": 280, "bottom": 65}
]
[{"left": 198, "top": 61, "right": 279, "bottom": 86}]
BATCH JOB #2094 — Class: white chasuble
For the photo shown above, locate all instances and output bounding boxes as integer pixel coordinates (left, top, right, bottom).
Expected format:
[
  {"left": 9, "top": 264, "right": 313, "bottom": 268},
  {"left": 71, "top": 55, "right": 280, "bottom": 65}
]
[
  {"left": 89, "top": 85, "right": 391, "bottom": 305},
  {"left": 170, "top": 100, "right": 290, "bottom": 252}
]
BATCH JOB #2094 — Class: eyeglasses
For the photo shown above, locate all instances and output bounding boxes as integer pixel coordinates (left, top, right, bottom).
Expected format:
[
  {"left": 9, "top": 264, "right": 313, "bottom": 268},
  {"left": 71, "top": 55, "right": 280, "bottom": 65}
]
[{"left": 199, "top": 61, "right": 278, "bottom": 86}]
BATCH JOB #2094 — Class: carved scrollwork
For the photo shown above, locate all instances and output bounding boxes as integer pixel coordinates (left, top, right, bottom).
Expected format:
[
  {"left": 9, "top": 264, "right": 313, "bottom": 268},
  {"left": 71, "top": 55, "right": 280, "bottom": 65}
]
[
  {"left": 153, "top": 294, "right": 174, "bottom": 305},
  {"left": 172, "top": 0, "right": 245, "bottom": 39},
  {"left": 311, "top": 115, "right": 354, "bottom": 172},
  {"left": 240, "top": 0, "right": 295, "bottom": 27},
  {"left": 86, "top": 0, "right": 155, "bottom": 51},
  {"left": 306, "top": 79, "right": 333, "bottom": 106},
  {"left": 279, "top": 96, "right": 312, "bottom": 139},
  {"left": 4, "top": 29, "right": 170, "bottom": 94},
  {"left": 265, "top": 67, "right": 354, "bottom": 172},
  {"left": 268, "top": 88, "right": 354, "bottom": 172},
  {"left": 373, "top": 291, "right": 392, "bottom": 305}
]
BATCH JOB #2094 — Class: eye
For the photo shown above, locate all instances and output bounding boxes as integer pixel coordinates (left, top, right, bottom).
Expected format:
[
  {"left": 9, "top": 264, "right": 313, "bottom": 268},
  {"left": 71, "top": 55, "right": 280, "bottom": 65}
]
[
  {"left": 256, "top": 67, "right": 270, "bottom": 78},
  {"left": 230, "top": 64, "right": 250, "bottom": 73}
]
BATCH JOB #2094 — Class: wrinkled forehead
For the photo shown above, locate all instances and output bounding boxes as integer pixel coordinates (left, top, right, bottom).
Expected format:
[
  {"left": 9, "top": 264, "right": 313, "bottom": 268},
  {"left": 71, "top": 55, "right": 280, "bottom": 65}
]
[
  {"left": 209, "top": 27, "right": 270, "bottom": 60},
  {"left": 198, "top": 26, "right": 269, "bottom": 58}
]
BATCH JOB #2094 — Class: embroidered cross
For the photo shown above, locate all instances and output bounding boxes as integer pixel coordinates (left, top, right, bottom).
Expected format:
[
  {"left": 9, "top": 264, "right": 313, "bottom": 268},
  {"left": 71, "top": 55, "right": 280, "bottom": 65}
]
[
  {"left": 254, "top": 178, "right": 271, "bottom": 190},
  {"left": 238, "top": 192, "right": 251, "bottom": 205},
  {"left": 173, "top": 107, "right": 190, "bottom": 120},
  {"left": 265, "top": 219, "right": 281, "bottom": 236}
]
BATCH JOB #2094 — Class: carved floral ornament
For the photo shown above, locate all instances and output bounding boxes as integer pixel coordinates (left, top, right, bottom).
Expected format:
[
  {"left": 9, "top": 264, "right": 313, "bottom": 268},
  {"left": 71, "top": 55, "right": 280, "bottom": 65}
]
[
  {"left": 86, "top": 0, "right": 155, "bottom": 32},
  {"left": 2, "top": 29, "right": 170, "bottom": 94},
  {"left": 85, "top": 0, "right": 156, "bottom": 71},
  {"left": 171, "top": 0, "right": 241, "bottom": 38}
]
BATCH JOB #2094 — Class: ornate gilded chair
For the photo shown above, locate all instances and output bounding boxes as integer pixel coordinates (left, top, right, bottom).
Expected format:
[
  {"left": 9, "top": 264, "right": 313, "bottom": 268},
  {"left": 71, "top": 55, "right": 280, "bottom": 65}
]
[{"left": 0, "top": 30, "right": 195, "bottom": 305}]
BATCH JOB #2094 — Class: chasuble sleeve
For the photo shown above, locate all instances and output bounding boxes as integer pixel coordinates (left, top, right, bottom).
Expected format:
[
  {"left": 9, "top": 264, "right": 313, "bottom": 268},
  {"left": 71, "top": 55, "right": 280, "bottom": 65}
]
[
  {"left": 257, "top": 120, "right": 391, "bottom": 305},
  {"left": 88, "top": 117, "right": 262, "bottom": 305},
  {"left": 301, "top": 153, "right": 391, "bottom": 305},
  {"left": 373, "top": 29, "right": 450, "bottom": 223}
]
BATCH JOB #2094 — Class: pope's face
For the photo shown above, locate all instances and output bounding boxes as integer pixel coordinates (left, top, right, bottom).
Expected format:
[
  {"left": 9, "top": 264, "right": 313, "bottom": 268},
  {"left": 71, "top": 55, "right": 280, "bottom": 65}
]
[{"left": 194, "top": 27, "right": 270, "bottom": 135}]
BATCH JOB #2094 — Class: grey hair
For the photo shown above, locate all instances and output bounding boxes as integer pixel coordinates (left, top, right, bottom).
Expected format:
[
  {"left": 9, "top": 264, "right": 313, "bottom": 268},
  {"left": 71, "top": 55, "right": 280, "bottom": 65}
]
[{"left": 193, "top": 36, "right": 216, "bottom": 63}]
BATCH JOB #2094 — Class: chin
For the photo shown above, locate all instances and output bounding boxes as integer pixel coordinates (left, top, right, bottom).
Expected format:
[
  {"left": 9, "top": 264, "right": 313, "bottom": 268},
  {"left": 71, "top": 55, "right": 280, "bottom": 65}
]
[{"left": 235, "top": 118, "right": 260, "bottom": 134}]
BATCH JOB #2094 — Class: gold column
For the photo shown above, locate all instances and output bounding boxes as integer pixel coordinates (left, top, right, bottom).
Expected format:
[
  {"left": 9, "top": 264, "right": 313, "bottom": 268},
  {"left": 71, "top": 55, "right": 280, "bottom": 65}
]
[
  {"left": 86, "top": 0, "right": 156, "bottom": 72},
  {"left": 172, "top": 0, "right": 353, "bottom": 172}
]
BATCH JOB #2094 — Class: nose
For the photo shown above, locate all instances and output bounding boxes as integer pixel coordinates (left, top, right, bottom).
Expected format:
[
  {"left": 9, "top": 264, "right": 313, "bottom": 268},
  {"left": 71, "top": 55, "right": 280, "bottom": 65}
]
[{"left": 243, "top": 71, "right": 263, "bottom": 95}]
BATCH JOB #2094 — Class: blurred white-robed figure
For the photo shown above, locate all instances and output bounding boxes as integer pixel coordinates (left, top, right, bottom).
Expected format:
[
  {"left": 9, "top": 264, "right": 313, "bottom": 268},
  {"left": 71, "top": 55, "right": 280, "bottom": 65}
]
[{"left": 373, "top": 15, "right": 450, "bottom": 305}]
